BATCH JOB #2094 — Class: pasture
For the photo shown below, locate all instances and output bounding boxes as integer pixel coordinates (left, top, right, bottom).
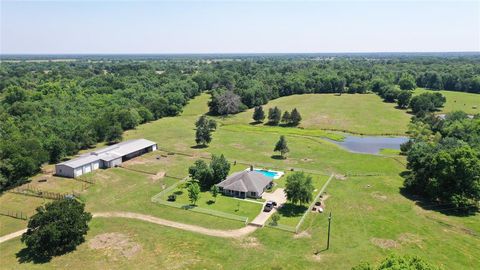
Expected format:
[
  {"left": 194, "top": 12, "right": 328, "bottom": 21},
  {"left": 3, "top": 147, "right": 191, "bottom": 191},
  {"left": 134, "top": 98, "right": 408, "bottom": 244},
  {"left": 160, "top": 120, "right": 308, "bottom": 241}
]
[
  {"left": 221, "top": 93, "right": 411, "bottom": 135},
  {"left": 0, "top": 93, "right": 478, "bottom": 269},
  {"left": 414, "top": 88, "right": 480, "bottom": 114}
]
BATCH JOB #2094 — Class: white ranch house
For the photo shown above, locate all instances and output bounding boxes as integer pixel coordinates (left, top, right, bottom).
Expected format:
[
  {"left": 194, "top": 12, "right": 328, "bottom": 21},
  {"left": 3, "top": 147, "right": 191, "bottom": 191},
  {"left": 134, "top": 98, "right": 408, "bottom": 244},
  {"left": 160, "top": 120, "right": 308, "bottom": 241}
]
[{"left": 55, "top": 139, "right": 157, "bottom": 178}]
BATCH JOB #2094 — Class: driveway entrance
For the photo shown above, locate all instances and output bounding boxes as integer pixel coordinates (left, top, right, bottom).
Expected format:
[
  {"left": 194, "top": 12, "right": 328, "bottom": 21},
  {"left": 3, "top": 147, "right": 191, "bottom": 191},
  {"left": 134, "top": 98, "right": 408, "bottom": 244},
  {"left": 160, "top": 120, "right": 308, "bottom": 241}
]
[{"left": 249, "top": 188, "right": 287, "bottom": 227}]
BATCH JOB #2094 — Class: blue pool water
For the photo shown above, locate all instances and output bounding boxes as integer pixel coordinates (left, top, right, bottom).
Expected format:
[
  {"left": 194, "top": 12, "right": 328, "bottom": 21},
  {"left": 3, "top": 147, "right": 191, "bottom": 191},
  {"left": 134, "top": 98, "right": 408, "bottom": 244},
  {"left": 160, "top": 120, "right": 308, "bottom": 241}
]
[{"left": 255, "top": 169, "right": 278, "bottom": 178}]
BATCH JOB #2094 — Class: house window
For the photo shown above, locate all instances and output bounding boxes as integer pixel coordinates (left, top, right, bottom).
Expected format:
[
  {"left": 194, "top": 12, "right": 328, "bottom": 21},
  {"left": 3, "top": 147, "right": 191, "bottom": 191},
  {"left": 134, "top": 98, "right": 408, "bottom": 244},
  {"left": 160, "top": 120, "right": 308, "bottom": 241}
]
[{"left": 251, "top": 192, "right": 256, "bottom": 196}]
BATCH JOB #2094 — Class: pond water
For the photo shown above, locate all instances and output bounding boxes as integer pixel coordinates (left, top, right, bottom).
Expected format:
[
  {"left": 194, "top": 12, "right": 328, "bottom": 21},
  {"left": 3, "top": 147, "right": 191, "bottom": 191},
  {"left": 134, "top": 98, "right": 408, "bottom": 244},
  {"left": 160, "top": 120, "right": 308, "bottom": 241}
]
[{"left": 326, "top": 135, "right": 409, "bottom": 154}]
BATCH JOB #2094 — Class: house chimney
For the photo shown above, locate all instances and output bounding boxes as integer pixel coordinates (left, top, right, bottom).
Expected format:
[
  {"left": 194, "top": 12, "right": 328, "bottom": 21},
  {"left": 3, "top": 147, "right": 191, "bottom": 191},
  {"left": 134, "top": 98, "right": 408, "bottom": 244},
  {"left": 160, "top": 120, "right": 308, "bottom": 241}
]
[{"left": 250, "top": 165, "right": 254, "bottom": 171}]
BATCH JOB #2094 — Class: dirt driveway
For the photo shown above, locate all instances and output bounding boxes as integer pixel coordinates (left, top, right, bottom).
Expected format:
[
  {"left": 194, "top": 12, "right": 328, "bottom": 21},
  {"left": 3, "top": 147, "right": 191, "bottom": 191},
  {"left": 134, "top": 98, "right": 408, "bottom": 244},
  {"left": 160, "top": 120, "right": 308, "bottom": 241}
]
[{"left": 249, "top": 188, "right": 287, "bottom": 227}]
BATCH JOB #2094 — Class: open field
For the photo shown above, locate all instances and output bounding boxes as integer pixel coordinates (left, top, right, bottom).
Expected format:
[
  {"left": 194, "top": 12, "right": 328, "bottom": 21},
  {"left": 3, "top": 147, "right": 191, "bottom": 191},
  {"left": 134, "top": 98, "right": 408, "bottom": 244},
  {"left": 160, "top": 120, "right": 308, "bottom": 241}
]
[
  {"left": 221, "top": 93, "right": 411, "bottom": 135},
  {"left": 0, "top": 194, "right": 49, "bottom": 236},
  {"left": 0, "top": 174, "right": 85, "bottom": 236},
  {"left": 1, "top": 93, "right": 479, "bottom": 269},
  {"left": 414, "top": 88, "right": 480, "bottom": 115}
]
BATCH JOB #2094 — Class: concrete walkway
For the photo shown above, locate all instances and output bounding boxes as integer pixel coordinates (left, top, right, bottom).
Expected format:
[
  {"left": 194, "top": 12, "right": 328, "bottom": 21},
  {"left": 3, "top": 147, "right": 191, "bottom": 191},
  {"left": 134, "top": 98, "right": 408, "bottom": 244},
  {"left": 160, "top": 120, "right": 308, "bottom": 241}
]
[{"left": 249, "top": 188, "right": 287, "bottom": 227}]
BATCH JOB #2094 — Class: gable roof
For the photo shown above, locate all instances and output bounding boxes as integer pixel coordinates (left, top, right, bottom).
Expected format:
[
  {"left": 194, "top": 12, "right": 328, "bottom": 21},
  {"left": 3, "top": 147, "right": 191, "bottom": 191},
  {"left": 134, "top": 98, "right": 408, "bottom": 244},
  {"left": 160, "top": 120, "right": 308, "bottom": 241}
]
[
  {"left": 217, "top": 170, "right": 272, "bottom": 194},
  {"left": 58, "top": 139, "right": 156, "bottom": 168}
]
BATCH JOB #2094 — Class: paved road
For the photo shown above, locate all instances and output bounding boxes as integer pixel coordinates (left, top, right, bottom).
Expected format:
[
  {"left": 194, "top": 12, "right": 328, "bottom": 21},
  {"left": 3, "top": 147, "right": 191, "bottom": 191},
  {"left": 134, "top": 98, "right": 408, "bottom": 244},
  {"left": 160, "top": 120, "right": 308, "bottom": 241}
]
[{"left": 249, "top": 188, "right": 287, "bottom": 227}]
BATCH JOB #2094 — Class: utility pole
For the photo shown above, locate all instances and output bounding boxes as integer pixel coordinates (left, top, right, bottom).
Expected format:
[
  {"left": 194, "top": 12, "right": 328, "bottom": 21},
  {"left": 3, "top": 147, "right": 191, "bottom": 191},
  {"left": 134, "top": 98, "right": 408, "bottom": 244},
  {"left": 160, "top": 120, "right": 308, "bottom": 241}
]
[{"left": 327, "top": 212, "right": 332, "bottom": 250}]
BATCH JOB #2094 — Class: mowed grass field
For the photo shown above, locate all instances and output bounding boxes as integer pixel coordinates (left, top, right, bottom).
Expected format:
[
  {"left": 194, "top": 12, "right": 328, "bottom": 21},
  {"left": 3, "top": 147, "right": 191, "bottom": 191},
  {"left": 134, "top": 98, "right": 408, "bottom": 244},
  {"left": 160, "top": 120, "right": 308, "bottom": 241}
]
[
  {"left": 1, "top": 93, "right": 479, "bottom": 269},
  {"left": 222, "top": 93, "right": 411, "bottom": 135},
  {"left": 0, "top": 173, "right": 85, "bottom": 236},
  {"left": 414, "top": 88, "right": 480, "bottom": 114}
]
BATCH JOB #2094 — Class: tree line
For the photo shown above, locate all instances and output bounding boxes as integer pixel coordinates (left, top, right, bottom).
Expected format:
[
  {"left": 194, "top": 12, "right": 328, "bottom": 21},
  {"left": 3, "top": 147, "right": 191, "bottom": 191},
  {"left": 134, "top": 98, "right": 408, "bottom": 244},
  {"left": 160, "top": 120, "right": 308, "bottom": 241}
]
[
  {"left": 401, "top": 111, "right": 480, "bottom": 212},
  {"left": 1, "top": 56, "right": 479, "bottom": 190},
  {"left": 203, "top": 57, "right": 479, "bottom": 116},
  {"left": 0, "top": 61, "right": 206, "bottom": 190}
]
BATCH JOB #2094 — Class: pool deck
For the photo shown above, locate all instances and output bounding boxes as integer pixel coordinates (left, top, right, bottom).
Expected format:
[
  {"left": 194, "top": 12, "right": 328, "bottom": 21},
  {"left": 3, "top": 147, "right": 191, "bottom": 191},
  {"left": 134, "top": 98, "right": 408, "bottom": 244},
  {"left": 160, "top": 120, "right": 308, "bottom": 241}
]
[{"left": 244, "top": 167, "right": 285, "bottom": 180}]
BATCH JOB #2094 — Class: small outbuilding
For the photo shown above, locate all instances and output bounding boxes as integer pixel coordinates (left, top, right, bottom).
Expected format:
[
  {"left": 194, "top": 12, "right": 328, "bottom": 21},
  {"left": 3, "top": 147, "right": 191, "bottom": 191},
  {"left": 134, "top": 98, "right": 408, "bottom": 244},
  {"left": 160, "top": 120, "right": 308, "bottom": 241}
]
[
  {"left": 216, "top": 167, "right": 273, "bottom": 199},
  {"left": 55, "top": 139, "right": 157, "bottom": 178}
]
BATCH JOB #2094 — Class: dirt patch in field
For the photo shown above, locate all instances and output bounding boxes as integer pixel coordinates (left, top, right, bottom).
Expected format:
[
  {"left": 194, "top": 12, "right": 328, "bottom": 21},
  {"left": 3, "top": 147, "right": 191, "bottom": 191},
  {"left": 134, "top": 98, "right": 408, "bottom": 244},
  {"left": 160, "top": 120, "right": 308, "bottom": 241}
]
[
  {"left": 371, "top": 238, "right": 399, "bottom": 249},
  {"left": 310, "top": 253, "right": 322, "bottom": 262},
  {"left": 301, "top": 158, "right": 314, "bottom": 162},
  {"left": 398, "top": 233, "right": 422, "bottom": 244},
  {"left": 238, "top": 237, "right": 263, "bottom": 249},
  {"left": 294, "top": 231, "right": 311, "bottom": 239},
  {"left": 306, "top": 115, "right": 336, "bottom": 127},
  {"left": 334, "top": 173, "right": 347, "bottom": 180},
  {"left": 89, "top": 233, "right": 142, "bottom": 259},
  {"left": 231, "top": 143, "right": 245, "bottom": 149},
  {"left": 371, "top": 191, "right": 387, "bottom": 201},
  {"left": 150, "top": 171, "right": 166, "bottom": 182},
  {"left": 122, "top": 157, "right": 149, "bottom": 166}
]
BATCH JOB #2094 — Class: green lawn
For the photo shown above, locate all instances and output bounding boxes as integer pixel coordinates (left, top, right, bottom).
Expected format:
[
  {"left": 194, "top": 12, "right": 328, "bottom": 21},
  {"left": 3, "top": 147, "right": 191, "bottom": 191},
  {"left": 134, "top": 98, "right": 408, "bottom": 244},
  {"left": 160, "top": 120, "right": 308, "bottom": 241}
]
[
  {"left": 1, "top": 93, "right": 479, "bottom": 269},
  {"left": 170, "top": 188, "right": 263, "bottom": 222},
  {"left": 0, "top": 174, "right": 84, "bottom": 236},
  {"left": 414, "top": 88, "right": 480, "bottom": 115},
  {"left": 221, "top": 93, "right": 411, "bottom": 135},
  {"left": 0, "top": 194, "right": 50, "bottom": 236}
]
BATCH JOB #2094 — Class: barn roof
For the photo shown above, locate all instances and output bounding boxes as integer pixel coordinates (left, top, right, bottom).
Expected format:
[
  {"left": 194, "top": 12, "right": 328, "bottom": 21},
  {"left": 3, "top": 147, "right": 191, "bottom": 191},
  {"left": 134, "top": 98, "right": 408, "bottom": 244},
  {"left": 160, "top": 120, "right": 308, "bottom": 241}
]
[{"left": 57, "top": 139, "right": 156, "bottom": 168}]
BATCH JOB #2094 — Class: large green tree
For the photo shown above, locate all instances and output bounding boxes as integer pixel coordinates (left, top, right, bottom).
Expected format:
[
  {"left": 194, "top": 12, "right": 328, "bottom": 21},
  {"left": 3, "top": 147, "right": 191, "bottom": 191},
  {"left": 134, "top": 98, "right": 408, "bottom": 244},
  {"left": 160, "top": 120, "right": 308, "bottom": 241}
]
[
  {"left": 210, "top": 154, "right": 231, "bottom": 184},
  {"left": 397, "top": 91, "right": 412, "bottom": 109},
  {"left": 268, "top": 107, "right": 282, "bottom": 125},
  {"left": 188, "top": 154, "right": 230, "bottom": 189},
  {"left": 284, "top": 172, "right": 314, "bottom": 205},
  {"left": 253, "top": 106, "right": 266, "bottom": 123},
  {"left": 187, "top": 181, "right": 201, "bottom": 205},
  {"left": 289, "top": 108, "right": 302, "bottom": 126},
  {"left": 21, "top": 199, "right": 92, "bottom": 261},
  {"left": 188, "top": 160, "right": 213, "bottom": 189},
  {"left": 274, "top": 135, "right": 289, "bottom": 158},
  {"left": 195, "top": 116, "right": 214, "bottom": 147},
  {"left": 398, "top": 73, "right": 417, "bottom": 90}
]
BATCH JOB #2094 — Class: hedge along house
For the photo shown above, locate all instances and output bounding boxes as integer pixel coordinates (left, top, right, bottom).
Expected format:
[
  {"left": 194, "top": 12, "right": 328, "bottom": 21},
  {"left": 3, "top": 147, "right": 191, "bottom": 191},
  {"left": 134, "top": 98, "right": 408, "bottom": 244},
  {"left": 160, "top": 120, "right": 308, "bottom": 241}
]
[
  {"left": 55, "top": 139, "right": 157, "bottom": 178},
  {"left": 216, "top": 167, "right": 273, "bottom": 199}
]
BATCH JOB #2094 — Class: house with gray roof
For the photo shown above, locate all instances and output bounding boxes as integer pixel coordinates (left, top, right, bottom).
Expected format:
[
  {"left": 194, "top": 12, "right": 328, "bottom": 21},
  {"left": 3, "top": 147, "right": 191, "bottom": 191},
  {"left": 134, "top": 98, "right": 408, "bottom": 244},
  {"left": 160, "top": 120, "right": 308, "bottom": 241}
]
[
  {"left": 216, "top": 167, "right": 273, "bottom": 199},
  {"left": 55, "top": 139, "right": 157, "bottom": 178}
]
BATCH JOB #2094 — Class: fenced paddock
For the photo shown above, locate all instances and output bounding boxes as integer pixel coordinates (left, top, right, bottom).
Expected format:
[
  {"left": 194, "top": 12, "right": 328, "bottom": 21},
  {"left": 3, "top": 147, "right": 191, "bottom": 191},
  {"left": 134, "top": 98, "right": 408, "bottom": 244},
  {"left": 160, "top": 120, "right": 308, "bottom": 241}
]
[
  {"left": 0, "top": 209, "right": 29, "bottom": 220},
  {"left": 295, "top": 173, "right": 334, "bottom": 233},
  {"left": 265, "top": 222, "right": 297, "bottom": 233},
  {"left": 264, "top": 173, "right": 334, "bottom": 234},
  {"left": 151, "top": 178, "right": 249, "bottom": 224},
  {"left": 9, "top": 184, "right": 80, "bottom": 200}
]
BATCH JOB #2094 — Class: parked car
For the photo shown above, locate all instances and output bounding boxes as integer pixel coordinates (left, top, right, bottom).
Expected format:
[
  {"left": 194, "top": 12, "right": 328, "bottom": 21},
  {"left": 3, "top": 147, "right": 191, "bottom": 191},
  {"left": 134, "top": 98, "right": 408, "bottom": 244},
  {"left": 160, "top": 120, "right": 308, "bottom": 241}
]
[
  {"left": 264, "top": 202, "right": 274, "bottom": 212},
  {"left": 268, "top": 201, "right": 277, "bottom": 207}
]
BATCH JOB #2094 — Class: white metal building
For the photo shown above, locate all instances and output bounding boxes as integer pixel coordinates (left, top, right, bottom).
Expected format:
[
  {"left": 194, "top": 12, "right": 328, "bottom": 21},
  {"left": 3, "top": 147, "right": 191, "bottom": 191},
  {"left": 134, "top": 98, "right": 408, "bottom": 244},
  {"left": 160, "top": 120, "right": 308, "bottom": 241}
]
[{"left": 55, "top": 139, "right": 157, "bottom": 178}]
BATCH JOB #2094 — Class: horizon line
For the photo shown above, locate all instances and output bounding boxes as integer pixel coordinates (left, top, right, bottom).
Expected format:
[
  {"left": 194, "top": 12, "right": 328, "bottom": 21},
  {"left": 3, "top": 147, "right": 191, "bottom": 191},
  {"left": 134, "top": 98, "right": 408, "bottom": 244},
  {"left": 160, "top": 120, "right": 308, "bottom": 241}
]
[{"left": 1, "top": 51, "right": 480, "bottom": 56}]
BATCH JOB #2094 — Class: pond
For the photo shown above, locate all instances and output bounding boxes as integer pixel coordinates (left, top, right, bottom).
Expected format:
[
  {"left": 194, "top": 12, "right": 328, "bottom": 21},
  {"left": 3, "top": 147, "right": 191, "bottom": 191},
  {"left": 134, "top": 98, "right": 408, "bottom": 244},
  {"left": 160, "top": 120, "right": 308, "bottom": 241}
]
[{"left": 326, "top": 135, "right": 409, "bottom": 154}]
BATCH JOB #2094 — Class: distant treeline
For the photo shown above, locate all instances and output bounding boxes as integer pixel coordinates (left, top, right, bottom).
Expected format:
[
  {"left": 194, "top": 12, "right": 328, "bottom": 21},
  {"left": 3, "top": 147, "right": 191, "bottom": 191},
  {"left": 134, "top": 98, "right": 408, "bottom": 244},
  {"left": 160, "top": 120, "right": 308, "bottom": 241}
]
[
  {"left": 202, "top": 57, "right": 480, "bottom": 115},
  {"left": 0, "top": 61, "right": 204, "bottom": 190},
  {"left": 1, "top": 56, "right": 479, "bottom": 190}
]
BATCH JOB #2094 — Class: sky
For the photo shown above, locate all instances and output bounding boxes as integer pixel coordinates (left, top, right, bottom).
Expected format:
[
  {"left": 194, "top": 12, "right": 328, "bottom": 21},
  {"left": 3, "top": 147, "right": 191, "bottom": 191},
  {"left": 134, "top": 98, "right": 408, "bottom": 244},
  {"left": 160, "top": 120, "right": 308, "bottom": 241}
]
[{"left": 1, "top": 0, "right": 479, "bottom": 54}]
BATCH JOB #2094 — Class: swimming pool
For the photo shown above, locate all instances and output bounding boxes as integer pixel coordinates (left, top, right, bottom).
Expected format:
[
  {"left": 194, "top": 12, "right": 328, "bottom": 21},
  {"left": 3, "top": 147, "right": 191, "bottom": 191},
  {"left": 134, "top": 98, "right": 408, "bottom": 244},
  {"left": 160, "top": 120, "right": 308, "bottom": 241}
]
[
  {"left": 255, "top": 169, "right": 278, "bottom": 178},
  {"left": 252, "top": 169, "right": 284, "bottom": 179}
]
